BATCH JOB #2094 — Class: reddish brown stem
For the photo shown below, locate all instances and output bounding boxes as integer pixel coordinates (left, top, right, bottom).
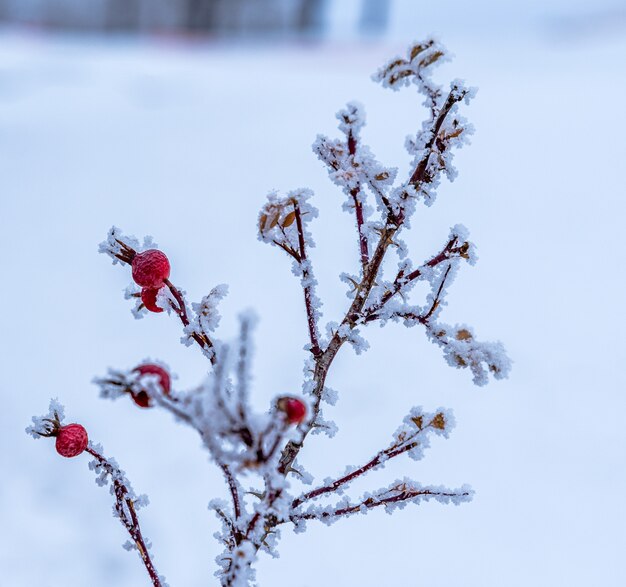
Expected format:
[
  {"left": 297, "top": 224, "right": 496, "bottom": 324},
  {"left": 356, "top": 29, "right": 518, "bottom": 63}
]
[
  {"left": 164, "top": 279, "right": 217, "bottom": 365},
  {"left": 293, "top": 488, "right": 472, "bottom": 521},
  {"left": 243, "top": 487, "right": 283, "bottom": 547},
  {"left": 409, "top": 89, "right": 465, "bottom": 188},
  {"left": 85, "top": 447, "right": 163, "bottom": 587},
  {"left": 347, "top": 130, "right": 370, "bottom": 270},
  {"left": 293, "top": 202, "right": 322, "bottom": 358},
  {"left": 423, "top": 263, "right": 452, "bottom": 321},
  {"left": 220, "top": 463, "right": 242, "bottom": 520},
  {"left": 278, "top": 223, "right": 398, "bottom": 474},
  {"left": 352, "top": 188, "right": 369, "bottom": 270},
  {"left": 362, "top": 238, "right": 460, "bottom": 322},
  {"left": 292, "top": 441, "right": 418, "bottom": 509}
]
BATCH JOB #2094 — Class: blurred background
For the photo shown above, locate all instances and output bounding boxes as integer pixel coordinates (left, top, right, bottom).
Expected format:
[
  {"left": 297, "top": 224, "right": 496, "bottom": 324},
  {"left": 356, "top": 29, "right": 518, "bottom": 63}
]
[
  {"left": 1, "top": 1, "right": 625, "bottom": 586},
  {"left": 0, "top": 0, "right": 624, "bottom": 38}
]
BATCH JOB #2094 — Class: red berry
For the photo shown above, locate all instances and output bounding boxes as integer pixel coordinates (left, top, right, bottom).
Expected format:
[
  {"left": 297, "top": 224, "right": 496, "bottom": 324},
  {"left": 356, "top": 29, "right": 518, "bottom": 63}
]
[
  {"left": 141, "top": 287, "right": 164, "bottom": 313},
  {"left": 132, "top": 363, "right": 171, "bottom": 408},
  {"left": 55, "top": 423, "right": 88, "bottom": 458},
  {"left": 131, "top": 249, "right": 170, "bottom": 288},
  {"left": 131, "top": 391, "right": 152, "bottom": 408},
  {"left": 278, "top": 397, "right": 307, "bottom": 424}
]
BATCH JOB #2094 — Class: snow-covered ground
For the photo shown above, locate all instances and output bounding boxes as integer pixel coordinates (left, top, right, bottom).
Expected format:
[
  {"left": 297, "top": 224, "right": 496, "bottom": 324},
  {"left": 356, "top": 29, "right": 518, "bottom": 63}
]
[{"left": 1, "top": 6, "right": 625, "bottom": 586}]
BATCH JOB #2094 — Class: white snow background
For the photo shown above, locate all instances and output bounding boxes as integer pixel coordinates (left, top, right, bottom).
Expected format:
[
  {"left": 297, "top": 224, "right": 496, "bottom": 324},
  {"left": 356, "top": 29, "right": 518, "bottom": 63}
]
[{"left": 1, "top": 1, "right": 625, "bottom": 585}]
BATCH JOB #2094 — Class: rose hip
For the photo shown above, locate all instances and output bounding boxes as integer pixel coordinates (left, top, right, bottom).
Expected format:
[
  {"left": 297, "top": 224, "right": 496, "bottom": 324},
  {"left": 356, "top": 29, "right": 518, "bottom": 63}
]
[
  {"left": 277, "top": 397, "right": 307, "bottom": 424},
  {"left": 132, "top": 249, "right": 170, "bottom": 288},
  {"left": 141, "top": 287, "right": 164, "bottom": 313},
  {"left": 55, "top": 423, "right": 88, "bottom": 458},
  {"left": 132, "top": 363, "right": 171, "bottom": 408}
]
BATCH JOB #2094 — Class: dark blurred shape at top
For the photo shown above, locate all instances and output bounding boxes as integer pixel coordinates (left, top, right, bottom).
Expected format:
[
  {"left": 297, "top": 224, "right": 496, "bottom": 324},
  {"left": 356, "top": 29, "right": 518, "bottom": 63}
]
[
  {"left": 0, "top": 0, "right": 330, "bottom": 37},
  {"left": 359, "top": 0, "right": 390, "bottom": 36}
]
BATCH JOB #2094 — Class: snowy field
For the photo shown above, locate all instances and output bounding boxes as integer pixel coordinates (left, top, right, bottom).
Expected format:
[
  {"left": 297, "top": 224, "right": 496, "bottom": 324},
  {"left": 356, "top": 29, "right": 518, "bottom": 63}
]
[{"left": 1, "top": 5, "right": 626, "bottom": 586}]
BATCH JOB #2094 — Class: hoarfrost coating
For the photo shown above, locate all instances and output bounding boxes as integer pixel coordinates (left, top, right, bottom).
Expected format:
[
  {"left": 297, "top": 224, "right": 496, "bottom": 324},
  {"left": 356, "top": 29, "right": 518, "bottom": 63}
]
[{"left": 28, "top": 38, "right": 510, "bottom": 586}]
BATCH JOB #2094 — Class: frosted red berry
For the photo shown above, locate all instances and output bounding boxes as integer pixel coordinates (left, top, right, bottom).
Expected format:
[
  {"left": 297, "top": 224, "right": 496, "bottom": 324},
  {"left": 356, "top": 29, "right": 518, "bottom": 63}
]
[
  {"left": 277, "top": 397, "right": 307, "bottom": 424},
  {"left": 141, "top": 287, "right": 164, "bottom": 313},
  {"left": 132, "top": 363, "right": 171, "bottom": 408},
  {"left": 55, "top": 423, "right": 88, "bottom": 458},
  {"left": 131, "top": 249, "right": 170, "bottom": 288}
]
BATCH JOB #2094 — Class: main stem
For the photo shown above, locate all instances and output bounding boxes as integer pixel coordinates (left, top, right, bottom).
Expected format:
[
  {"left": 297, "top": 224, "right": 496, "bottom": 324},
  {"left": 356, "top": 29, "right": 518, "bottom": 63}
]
[{"left": 279, "top": 222, "right": 399, "bottom": 474}]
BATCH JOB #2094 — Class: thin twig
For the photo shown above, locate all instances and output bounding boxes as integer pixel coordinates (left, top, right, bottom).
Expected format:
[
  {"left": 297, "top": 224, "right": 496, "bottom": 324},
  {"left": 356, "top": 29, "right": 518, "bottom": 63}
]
[
  {"left": 293, "top": 201, "right": 323, "bottom": 357},
  {"left": 85, "top": 447, "right": 163, "bottom": 587},
  {"left": 347, "top": 129, "right": 370, "bottom": 271},
  {"left": 292, "top": 441, "right": 418, "bottom": 508},
  {"left": 220, "top": 463, "right": 242, "bottom": 520},
  {"left": 164, "top": 279, "right": 218, "bottom": 366},
  {"left": 362, "top": 238, "right": 461, "bottom": 322},
  {"left": 292, "top": 487, "right": 472, "bottom": 521},
  {"left": 409, "top": 89, "right": 466, "bottom": 188}
]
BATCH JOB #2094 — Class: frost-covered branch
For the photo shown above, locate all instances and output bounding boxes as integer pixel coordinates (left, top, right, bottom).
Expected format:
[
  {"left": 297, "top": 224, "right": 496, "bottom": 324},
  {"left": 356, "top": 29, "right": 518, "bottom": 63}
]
[
  {"left": 26, "top": 400, "right": 165, "bottom": 587},
  {"left": 86, "top": 445, "right": 164, "bottom": 587},
  {"left": 99, "top": 227, "right": 225, "bottom": 364},
  {"left": 292, "top": 409, "right": 452, "bottom": 509},
  {"left": 425, "top": 323, "right": 511, "bottom": 386},
  {"left": 362, "top": 231, "right": 470, "bottom": 322},
  {"left": 293, "top": 200, "right": 323, "bottom": 357},
  {"left": 275, "top": 40, "right": 504, "bottom": 479},
  {"left": 258, "top": 190, "right": 323, "bottom": 357},
  {"left": 292, "top": 480, "right": 473, "bottom": 523},
  {"left": 30, "top": 38, "right": 511, "bottom": 587},
  {"left": 220, "top": 463, "right": 242, "bottom": 521}
]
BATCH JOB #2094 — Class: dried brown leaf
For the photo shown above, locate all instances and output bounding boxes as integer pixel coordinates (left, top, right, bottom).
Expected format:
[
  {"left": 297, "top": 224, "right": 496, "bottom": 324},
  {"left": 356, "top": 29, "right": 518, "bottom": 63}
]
[
  {"left": 419, "top": 51, "right": 444, "bottom": 69},
  {"left": 411, "top": 415, "right": 424, "bottom": 430},
  {"left": 410, "top": 43, "right": 429, "bottom": 61},
  {"left": 431, "top": 413, "right": 446, "bottom": 430},
  {"left": 456, "top": 329, "right": 472, "bottom": 341},
  {"left": 282, "top": 211, "right": 296, "bottom": 228}
]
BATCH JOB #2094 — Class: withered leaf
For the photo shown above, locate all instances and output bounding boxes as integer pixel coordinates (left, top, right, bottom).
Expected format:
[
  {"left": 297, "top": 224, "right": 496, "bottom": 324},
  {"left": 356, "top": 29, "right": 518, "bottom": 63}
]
[
  {"left": 456, "top": 329, "right": 472, "bottom": 341},
  {"left": 410, "top": 43, "right": 429, "bottom": 60},
  {"left": 282, "top": 211, "right": 296, "bottom": 228},
  {"left": 268, "top": 212, "right": 280, "bottom": 229},
  {"left": 431, "top": 413, "right": 446, "bottom": 430},
  {"left": 411, "top": 415, "right": 424, "bottom": 430},
  {"left": 419, "top": 51, "right": 444, "bottom": 69}
]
